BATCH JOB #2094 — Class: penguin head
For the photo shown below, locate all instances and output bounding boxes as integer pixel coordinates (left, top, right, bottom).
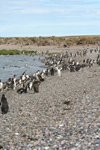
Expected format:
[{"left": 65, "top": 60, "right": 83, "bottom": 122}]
[{"left": 2, "top": 94, "right": 5, "bottom": 98}]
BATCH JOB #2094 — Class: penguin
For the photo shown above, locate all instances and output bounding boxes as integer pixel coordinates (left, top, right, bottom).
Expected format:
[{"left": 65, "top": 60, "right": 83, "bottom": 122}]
[
  {"left": 39, "top": 71, "right": 45, "bottom": 81},
  {"left": 33, "top": 81, "right": 40, "bottom": 93},
  {"left": 69, "top": 65, "right": 75, "bottom": 72},
  {"left": 1, "top": 94, "right": 9, "bottom": 114},
  {"left": 75, "top": 64, "right": 81, "bottom": 71},
  {"left": 17, "top": 85, "right": 28, "bottom": 94},
  {"left": 50, "top": 68, "right": 55, "bottom": 76},
  {"left": 55, "top": 67, "right": 62, "bottom": 76},
  {"left": 45, "top": 68, "right": 49, "bottom": 76},
  {"left": 11, "top": 75, "right": 16, "bottom": 90},
  {"left": 27, "top": 79, "right": 35, "bottom": 90},
  {"left": 0, "top": 79, "right": 3, "bottom": 91}
]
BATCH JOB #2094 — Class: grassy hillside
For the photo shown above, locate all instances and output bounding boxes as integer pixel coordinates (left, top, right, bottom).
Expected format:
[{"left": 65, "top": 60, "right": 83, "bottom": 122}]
[{"left": 0, "top": 35, "right": 100, "bottom": 47}]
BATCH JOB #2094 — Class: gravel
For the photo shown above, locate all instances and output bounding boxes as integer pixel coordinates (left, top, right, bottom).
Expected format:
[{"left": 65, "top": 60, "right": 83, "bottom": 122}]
[{"left": 0, "top": 52, "right": 100, "bottom": 149}]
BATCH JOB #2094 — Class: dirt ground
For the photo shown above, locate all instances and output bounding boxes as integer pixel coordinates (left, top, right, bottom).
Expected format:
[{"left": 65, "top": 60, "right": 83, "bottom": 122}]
[{"left": 0, "top": 44, "right": 98, "bottom": 53}]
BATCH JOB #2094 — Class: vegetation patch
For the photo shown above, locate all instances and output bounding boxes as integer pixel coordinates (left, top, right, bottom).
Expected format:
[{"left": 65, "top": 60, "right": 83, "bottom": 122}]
[
  {"left": 0, "top": 49, "right": 37, "bottom": 55},
  {"left": 48, "top": 52, "right": 62, "bottom": 55},
  {"left": 0, "top": 35, "right": 100, "bottom": 46}
]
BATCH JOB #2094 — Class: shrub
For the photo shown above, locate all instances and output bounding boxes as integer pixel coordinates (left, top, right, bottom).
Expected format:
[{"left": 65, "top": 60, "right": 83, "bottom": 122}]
[{"left": 0, "top": 36, "right": 100, "bottom": 46}]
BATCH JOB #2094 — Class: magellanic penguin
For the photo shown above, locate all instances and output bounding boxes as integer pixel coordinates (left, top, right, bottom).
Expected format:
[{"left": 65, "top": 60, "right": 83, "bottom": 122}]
[{"left": 1, "top": 94, "right": 9, "bottom": 114}]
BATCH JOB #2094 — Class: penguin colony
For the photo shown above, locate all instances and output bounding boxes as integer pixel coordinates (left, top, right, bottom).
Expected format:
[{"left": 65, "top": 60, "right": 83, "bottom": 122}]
[{"left": 0, "top": 47, "right": 100, "bottom": 114}]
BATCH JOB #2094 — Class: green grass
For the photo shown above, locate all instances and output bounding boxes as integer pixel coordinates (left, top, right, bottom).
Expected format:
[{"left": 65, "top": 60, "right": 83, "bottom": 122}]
[
  {"left": 0, "top": 49, "right": 20, "bottom": 55},
  {"left": 0, "top": 49, "right": 37, "bottom": 55},
  {"left": 48, "top": 52, "right": 62, "bottom": 55}
]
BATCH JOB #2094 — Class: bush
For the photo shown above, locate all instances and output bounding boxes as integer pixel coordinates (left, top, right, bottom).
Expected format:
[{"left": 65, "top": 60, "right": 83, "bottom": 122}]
[{"left": 0, "top": 36, "right": 100, "bottom": 46}]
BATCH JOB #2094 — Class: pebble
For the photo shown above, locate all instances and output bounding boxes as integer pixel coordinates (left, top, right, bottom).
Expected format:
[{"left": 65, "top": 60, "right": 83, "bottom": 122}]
[{"left": 0, "top": 57, "right": 100, "bottom": 149}]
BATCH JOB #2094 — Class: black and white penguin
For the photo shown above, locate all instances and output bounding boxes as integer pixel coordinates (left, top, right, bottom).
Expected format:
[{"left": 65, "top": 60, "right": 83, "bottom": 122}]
[
  {"left": 0, "top": 79, "right": 3, "bottom": 91},
  {"left": 39, "top": 70, "right": 45, "bottom": 81},
  {"left": 1, "top": 94, "right": 9, "bottom": 114},
  {"left": 69, "top": 65, "right": 75, "bottom": 72},
  {"left": 45, "top": 68, "right": 50, "bottom": 76},
  {"left": 7, "top": 78, "right": 12, "bottom": 88},
  {"left": 27, "top": 78, "right": 35, "bottom": 90},
  {"left": 50, "top": 68, "right": 55, "bottom": 76},
  {"left": 17, "top": 85, "right": 28, "bottom": 94},
  {"left": 11, "top": 75, "right": 16, "bottom": 90},
  {"left": 75, "top": 62, "right": 81, "bottom": 71},
  {"left": 55, "top": 67, "right": 62, "bottom": 76}
]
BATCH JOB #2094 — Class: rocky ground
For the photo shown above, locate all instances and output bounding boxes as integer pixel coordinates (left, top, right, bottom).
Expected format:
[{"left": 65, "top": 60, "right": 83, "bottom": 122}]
[{"left": 0, "top": 45, "right": 100, "bottom": 150}]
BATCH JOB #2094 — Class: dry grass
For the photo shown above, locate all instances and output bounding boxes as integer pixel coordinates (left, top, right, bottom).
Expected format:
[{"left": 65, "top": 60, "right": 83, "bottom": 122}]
[{"left": 0, "top": 35, "right": 100, "bottom": 47}]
